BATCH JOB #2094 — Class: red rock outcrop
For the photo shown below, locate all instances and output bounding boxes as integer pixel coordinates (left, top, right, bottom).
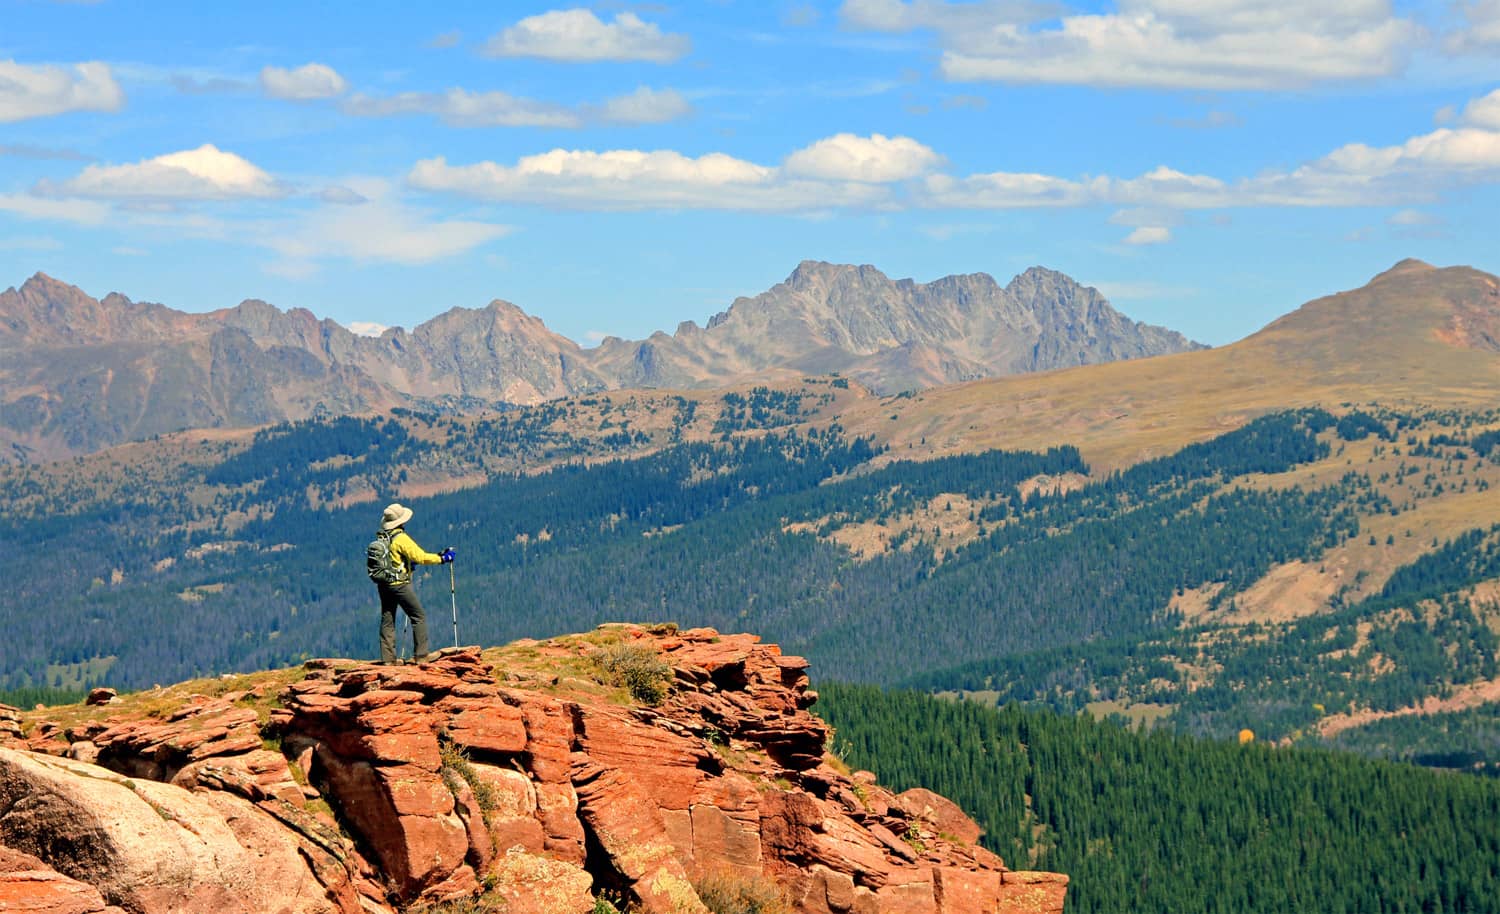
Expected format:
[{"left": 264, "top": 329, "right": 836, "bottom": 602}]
[{"left": 1, "top": 627, "right": 1067, "bottom": 914}]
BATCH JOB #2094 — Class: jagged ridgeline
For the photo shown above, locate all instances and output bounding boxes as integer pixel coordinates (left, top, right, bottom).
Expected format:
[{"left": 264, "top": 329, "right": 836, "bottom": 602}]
[
  {"left": 6, "top": 405, "right": 1356, "bottom": 697},
  {"left": 815, "top": 685, "right": 1500, "bottom": 914}
]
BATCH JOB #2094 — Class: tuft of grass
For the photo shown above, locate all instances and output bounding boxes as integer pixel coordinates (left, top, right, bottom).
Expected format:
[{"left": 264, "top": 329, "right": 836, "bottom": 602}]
[
  {"left": 403, "top": 896, "right": 502, "bottom": 914},
  {"left": 693, "top": 871, "right": 791, "bottom": 914},
  {"left": 438, "top": 739, "right": 498, "bottom": 817},
  {"left": 591, "top": 641, "right": 672, "bottom": 705},
  {"left": 592, "top": 893, "right": 625, "bottom": 914}
]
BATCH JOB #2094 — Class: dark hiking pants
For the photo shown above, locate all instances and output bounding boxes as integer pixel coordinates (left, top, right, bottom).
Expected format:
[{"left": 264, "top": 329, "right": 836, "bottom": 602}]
[{"left": 377, "top": 581, "right": 430, "bottom": 663}]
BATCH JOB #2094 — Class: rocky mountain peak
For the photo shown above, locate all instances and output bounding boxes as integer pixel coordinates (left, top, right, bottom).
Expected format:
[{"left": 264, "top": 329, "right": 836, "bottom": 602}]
[
  {"left": 1373, "top": 258, "right": 1437, "bottom": 281},
  {"left": 2, "top": 260, "right": 1205, "bottom": 459},
  {"left": 0, "top": 626, "right": 1067, "bottom": 914}
]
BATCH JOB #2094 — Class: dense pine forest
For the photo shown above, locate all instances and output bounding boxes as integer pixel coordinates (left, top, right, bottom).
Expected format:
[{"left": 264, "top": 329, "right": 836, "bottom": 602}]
[
  {"left": 817, "top": 685, "right": 1500, "bottom": 914},
  {"left": 5, "top": 400, "right": 1500, "bottom": 777}
]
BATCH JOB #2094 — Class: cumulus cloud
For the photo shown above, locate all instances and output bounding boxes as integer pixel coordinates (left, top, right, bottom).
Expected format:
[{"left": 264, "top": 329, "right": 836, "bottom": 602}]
[
  {"left": 0, "top": 59, "right": 124, "bottom": 122},
  {"left": 783, "top": 133, "right": 943, "bottom": 182},
  {"left": 36, "top": 144, "right": 287, "bottom": 201},
  {"left": 392, "top": 87, "right": 1500, "bottom": 218},
  {"left": 484, "top": 9, "right": 690, "bottom": 63},
  {"left": 843, "top": 0, "right": 1422, "bottom": 90},
  {"left": 348, "top": 321, "right": 390, "bottom": 337},
  {"left": 259, "top": 63, "right": 348, "bottom": 100},
  {"left": 408, "top": 148, "right": 890, "bottom": 211}
]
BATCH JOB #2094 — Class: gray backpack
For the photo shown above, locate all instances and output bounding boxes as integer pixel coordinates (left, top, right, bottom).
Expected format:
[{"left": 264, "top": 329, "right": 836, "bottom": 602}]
[{"left": 366, "top": 529, "right": 404, "bottom": 584}]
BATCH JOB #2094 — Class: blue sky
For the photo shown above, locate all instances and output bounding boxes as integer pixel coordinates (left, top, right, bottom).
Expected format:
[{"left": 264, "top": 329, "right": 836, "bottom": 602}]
[{"left": 2, "top": 0, "right": 1498, "bottom": 347}]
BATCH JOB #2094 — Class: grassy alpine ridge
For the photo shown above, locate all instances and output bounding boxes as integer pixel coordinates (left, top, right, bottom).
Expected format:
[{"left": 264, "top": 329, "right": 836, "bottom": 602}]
[{"left": 816, "top": 685, "right": 1500, "bottom": 914}]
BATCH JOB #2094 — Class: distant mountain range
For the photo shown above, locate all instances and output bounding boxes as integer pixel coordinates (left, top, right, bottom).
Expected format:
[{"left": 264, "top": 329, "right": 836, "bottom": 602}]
[{"left": 0, "top": 262, "right": 1200, "bottom": 460}]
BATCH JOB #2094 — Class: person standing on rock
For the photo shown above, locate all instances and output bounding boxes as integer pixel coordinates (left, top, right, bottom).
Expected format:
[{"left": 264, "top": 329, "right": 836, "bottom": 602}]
[{"left": 369, "top": 503, "right": 454, "bottom": 664}]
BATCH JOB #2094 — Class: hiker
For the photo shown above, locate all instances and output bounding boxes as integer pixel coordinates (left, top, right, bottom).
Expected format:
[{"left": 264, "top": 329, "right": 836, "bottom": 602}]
[{"left": 369, "top": 503, "right": 454, "bottom": 664}]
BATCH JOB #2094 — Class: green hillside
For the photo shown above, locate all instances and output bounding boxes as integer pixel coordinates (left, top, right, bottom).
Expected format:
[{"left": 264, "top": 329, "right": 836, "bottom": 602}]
[
  {"left": 816, "top": 685, "right": 1500, "bottom": 914},
  {"left": 6, "top": 397, "right": 1500, "bottom": 774}
]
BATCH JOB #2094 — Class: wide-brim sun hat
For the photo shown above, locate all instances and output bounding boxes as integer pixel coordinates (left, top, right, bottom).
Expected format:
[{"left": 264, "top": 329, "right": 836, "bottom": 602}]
[{"left": 381, "top": 503, "right": 413, "bottom": 531}]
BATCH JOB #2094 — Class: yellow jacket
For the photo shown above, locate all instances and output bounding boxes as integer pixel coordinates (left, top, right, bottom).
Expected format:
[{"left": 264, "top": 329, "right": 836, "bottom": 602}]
[{"left": 388, "top": 530, "right": 441, "bottom": 584}]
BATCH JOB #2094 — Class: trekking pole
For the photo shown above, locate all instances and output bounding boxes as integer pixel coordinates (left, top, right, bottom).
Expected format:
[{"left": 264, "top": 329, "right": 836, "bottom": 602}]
[
  {"left": 399, "top": 614, "right": 409, "bottom": 663},
  {"left": 449, "top": 559, "right": 459, "bottom": 648}
]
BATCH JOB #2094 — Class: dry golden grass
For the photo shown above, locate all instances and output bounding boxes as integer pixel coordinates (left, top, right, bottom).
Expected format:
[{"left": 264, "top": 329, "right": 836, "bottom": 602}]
[{"left": 842, "top": 263, "right": 1500, "bottom": 474}]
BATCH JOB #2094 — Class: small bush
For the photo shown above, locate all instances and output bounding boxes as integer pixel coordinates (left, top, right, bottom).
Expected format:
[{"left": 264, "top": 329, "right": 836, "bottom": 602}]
[
  {"left": 593, "top": 642, "right": 672, "bottom": 705},
  {"left": 693, "top": 871, "right": 790, "bottom": 914}
]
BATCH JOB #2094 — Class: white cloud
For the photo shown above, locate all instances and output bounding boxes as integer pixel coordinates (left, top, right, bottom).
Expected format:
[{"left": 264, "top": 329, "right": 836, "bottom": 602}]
[
  {"left": 263, "top": 259, "right": 319, "bottom": 280},
  {"left": 259, "top": 190, "right": 510, "bottom": 267},
  {"left": 920, "top": 170, "right": 1097, "bottom": 208},
  {"left": 1123, "top": 225, "right": 1171, "bottom": 244},
  {"left": 1462, "top": 88, "right": 1500, "bottom": 129},
  {"left": 1386, "top": 209, "right": 1440, "bottom": 226},
  {"left": 484, "top": 9, "right": 690, "bottom": 63},
  {"left": 0, "top": 143, "right": 91, "bottom": 160},
  {"left": 0, "top": 59, "right": 124, "bottom": 122},
  {"left": 36, "top": 144, "right": 287, "bottom": 200},
  {"left": 348, "top": 321, "right": 390, "bottom": 337},
  {"left": 408, "top": 148, "right": 890, "bottom": 212},
  {"left": 342, "top": 88, "right": 582, "bottom": 128},
  {"left": 342, "top": 84, "right": 692, "bottom": 128},
  {"left": 783, "top": 133, "right": 943, "bottom": 182},
  {"left": 259, "top": 63, "right": 348, "bottom": 100},
  {"left": 0, "top": 235, "right": 64, "bottom": 251},
  {"left": 593, "top": 86, "right": 693, "bottom": 124},
  {"left": 843, "top": 0, "right": 1422, "bottom": 90},
  {"left": 172, "top": 74, "right": 252, "bottom": 95},
  {"left": 1447, "top": 0, "right": 1500, "bottom": 51},
  {"left": 0, "top": 191, "right": 111, "bottom": 224},
  {"left": 841, "top": 0, "right": 1048, "bottom": 32},
  {"left": 319, "top": 185, "right": 368, "bottom": 205}
]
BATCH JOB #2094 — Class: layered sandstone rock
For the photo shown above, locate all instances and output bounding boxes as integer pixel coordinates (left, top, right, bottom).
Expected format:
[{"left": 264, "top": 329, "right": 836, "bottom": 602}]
[{"left": 1, "top": 627, "right": 1067, "bottom": 914}]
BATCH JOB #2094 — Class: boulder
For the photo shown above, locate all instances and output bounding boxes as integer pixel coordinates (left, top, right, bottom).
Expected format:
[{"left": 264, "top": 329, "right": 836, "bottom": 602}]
[
  {"left": 895, "top": 788, "right": 982, "bottom": 846},
  {"left": 0, "top": 846, "right": 126, "bottom": 914},
  {"left": 0, "top": 748, "right": 340, "bottom": 914}
]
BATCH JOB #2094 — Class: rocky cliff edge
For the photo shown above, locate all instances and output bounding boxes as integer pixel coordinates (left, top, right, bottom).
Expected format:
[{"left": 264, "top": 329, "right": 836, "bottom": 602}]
[{"left": 0, "top": 625, "right": 1066, "bottom": 914}]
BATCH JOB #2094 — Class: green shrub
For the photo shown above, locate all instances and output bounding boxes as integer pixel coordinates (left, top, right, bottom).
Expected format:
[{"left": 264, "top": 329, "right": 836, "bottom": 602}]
[
  {"left": 591, "top": 894, "right": 624, "bottom": 914},
  {"left": 593, "top": 641, "right": 672, "bottom": 705}
]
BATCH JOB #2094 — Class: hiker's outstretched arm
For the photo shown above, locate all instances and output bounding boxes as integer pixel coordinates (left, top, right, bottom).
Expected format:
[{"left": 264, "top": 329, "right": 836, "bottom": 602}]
[{"left": 393, "top": 532, "right": 443, "bottom": 566}]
